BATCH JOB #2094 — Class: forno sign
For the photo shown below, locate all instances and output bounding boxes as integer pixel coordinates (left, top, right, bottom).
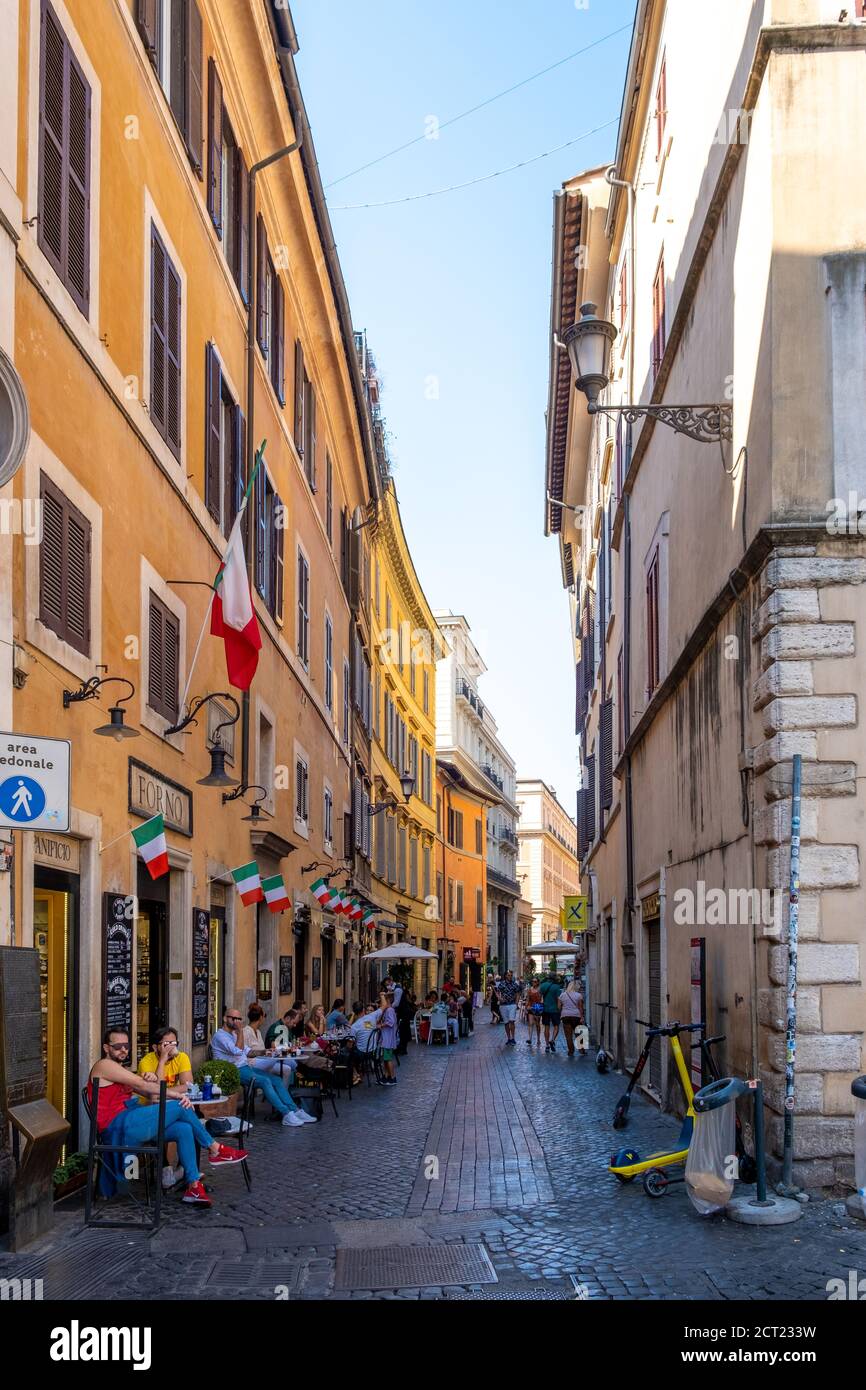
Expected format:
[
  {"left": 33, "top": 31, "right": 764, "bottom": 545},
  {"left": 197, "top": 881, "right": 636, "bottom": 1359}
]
[{"left": 128, "top": 759, "right": 192, "bottom": 836}]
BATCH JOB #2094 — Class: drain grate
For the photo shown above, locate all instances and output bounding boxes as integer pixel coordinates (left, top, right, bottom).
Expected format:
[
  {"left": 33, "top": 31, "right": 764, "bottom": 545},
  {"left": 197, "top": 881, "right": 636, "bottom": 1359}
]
[
  {"left": 207, "top": 1259, "right": 260, "bottom": 1286},
  {"left": 334, "top": 1243, "right": 497, "bottom": 1292},
  {"left": 205, "top": 1259, "right": 300, "bottom": 1295},
  {"left": 0, "top": 1231, "right": 144, "bottom": 1300},
  {"left": 447, "top": 1287, "right": 575, "bottom": 1301}
]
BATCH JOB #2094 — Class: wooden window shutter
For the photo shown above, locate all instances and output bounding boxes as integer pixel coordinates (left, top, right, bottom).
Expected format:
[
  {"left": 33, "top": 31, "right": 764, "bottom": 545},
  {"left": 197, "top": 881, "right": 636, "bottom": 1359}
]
[
  {"left": 39, "top": 479, "right": 65, "bottom": 633},
  {"left": 231, "top": 405, "right": 245, "bottom": 529},
  {"left": 38, "top": 3, "right": 91, "bottom": 315},
  {"left": 150, "top": 225, "right": 167, "bottom": 434},
  {"left": 349, "top": 523, "right": 360, "bottom": 609},
  {"left": 165, "top": 258, "right": 182, "bottom": 458},
  {"left": 148, "top": 595, "right": 164, "bottom": 710},
  {"left": 205, "top": 342, "right": 221, "bottom": 521},
  {"left": 274, "top": 493, "right": 285, "bottom": 623},
  {"left": 164, "top": 608, "right": 180, "bottom": 719},
  {"left": 304, "top": 383, "right": 317, "bottom": 489},
  {"left": 185, "top": 0, "right": 203, "bottom": 176},
  {"left": 237, "top": 151, "right": 250, "bottom": 303},
  {"left": 255, "top": 215, "right": 267, "bottom": 351},
  {"left": 600, "top": 698, "right": 614, "bottom": 811},
  {"left": 39, "top": 473, "right": 91, "bottom": 655},
  {"left": 148, "top": 593, "right": 179, "bottom": 720},
  {"left": 136, "top": 0, "right": 160, "bottom": 68},
  {"left": 206, "top": 58, "right": 223, "bottom": 234},
  {"left": 254, "top": 459, "right": 266, "bottom": 597},
  {"left": 293, "top": 340, "right": 304, "bottom": 452},
  {"left": 273, "top": 276, "right": 285, "bottom": 404},
  {"left": 598, "top": 525, "right": 606, "bottom": 639},
  {"left": 584, "top": 755, "right": 596, "bottom": 845}
]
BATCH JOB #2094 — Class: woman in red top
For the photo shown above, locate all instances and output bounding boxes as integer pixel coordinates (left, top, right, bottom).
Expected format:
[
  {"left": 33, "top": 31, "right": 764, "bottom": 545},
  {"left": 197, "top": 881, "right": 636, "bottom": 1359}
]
[{"left": 88, "top": 1026, "right": 248, "bottom": 1207}]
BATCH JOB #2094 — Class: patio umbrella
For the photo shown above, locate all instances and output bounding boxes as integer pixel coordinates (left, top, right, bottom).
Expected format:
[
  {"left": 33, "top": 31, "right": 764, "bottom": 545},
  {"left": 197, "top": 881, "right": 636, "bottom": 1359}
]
[
  {"left": 525, "top": 940, "right": 580, "bottom": 956},
  {"left": 364, "top": 943, "right": 438, "bottom": 960}
]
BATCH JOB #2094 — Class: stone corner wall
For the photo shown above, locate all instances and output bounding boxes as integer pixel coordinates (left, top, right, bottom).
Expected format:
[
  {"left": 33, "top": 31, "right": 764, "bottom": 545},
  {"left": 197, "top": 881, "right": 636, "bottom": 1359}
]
[{"left": 752, "top": 541, "right": 865, "bottom": 1188}]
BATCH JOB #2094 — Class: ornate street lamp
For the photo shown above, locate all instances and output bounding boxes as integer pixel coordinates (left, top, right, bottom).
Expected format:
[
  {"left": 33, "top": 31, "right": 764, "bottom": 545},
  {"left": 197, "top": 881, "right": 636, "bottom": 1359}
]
[
  {"left": 562, "top": 302, "right": 732, "bottom": 444},
  {"left": 164, "top": 692, "right": 240, "bottom": 788},
  {"left": 62, "top": 674, "right": 140, "bottom": 740}
]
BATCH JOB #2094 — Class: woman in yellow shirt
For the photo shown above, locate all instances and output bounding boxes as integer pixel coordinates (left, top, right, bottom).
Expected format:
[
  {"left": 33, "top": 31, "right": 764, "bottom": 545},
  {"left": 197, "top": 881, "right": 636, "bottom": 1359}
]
[{"left": 137, "top": 1026, "right": 194, "bottom": 1091}]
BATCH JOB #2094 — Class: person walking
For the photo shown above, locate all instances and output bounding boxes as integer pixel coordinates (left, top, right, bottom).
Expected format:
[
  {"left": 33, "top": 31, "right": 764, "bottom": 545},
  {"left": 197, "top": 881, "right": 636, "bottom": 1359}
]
[
  {"left": 488, "top": 975, "right": 503, "bottom": 1025},
  {"left": 540, "top": 971, "right": 563, "bottom": 1053},
  {"left": 395, "top": 987, "right": 414, "bottom": 1056},
  {"left": 558, "top": 978, "right": 585, "bottom": 1056},
  {"left": 524, "top": 977, "right": 543, "bottom": 1047},
  {"left": 375, "top": 990, "right": 399, "bottom": 1085},
  {"left": 496, "top": 971, "right": 522, "bottom": 1047}
]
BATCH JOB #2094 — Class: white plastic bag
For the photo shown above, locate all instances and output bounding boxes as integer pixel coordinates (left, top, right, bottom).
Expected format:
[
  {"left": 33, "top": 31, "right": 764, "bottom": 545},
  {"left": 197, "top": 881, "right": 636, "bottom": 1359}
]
[
  {"left": 855, "top": 1096, "right": 866, "bottom": 1219},
  {"left": 685, "top": 1102, "right": 735, "bottom": 1215}
]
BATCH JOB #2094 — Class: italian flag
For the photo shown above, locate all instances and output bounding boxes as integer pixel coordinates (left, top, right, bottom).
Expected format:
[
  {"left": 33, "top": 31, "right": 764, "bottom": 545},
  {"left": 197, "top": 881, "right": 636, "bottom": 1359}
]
[
  {"left": 322, "top": 887, "right": 341, "bottom": 912},
  {"left": 263, "top": 874, "right": 290, "bottom": 914},
  {"left": 132, "top": 814, "right": 169, "bottom": 880},
  {"left": 310, "top": 877, "right": 331, "bottom": 904},
  {"left": 338, "top": 892, "right": 352, "bottom": 916},
  {"left": 362, "top": 908, "right": 375, "bottom": 927},
  {"left": 232, "top": 860, "right": 263, "bottom": 905},
  {"left": 210, "top": 511, "right": 262, "bottom": 691},
  {"left": 350, "top": 899, "right": 363, "bottom": 921}
]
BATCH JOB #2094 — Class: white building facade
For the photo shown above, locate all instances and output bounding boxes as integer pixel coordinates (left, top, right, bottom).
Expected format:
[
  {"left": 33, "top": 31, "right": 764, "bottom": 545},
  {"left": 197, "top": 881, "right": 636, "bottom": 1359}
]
[{"left": 516, "top": 779, "right": 581, "bottom": 953}]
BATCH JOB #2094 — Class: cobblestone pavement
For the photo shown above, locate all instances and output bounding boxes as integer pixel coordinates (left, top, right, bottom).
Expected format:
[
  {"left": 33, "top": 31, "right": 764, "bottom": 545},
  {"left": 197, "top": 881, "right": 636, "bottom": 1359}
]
[{"left": 2, "top": 1013, "right": 865, "bottom": 1301}]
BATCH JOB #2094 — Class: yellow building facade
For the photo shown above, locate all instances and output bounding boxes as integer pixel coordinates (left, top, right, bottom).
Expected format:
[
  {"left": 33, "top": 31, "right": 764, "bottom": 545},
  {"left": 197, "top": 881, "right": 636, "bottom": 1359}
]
[{"left": 7, "top": 0, "right": 379, "bottom": 1145}]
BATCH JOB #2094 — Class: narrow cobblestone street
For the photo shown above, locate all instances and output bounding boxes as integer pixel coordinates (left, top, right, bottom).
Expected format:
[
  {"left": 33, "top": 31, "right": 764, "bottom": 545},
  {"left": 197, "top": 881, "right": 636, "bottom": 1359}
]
[{"left": 4, "top": 1016, "right": 866, "bottom": 1302}]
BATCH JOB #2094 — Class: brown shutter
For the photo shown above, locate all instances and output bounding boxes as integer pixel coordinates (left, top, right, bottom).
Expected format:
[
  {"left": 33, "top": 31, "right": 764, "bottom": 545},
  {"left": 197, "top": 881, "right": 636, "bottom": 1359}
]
[
  {"left": 600, "top": 698, "right": 614, "bottom": 811},
  {"left": 66, "top": 49, "right": 90, "bottom": 312},
  {"left": 293, "top": 340, "right": 304, "bottom": 452},
  {"left": 237, "top": 151, "right": 250, "bottom": 304},
  {"left": 584, "top": 755, "right": 596, "bottom": 845},
  {"left": 164, "top": 609, "right": 180, "bottom": 719},
  {"left": 39, "top": 474, "right": 91, "bottom": 655},
  {"left": 149, "top": 594, "right": 180, "bottom": 720},
  {"left": 166, "top": 258, "right": 182, "bottom": 458},
  {"left": 206, "top": 58, "right": 223, "bottom": 234},
  {"left": 39, "top": 480, "right": 64, "bottom": 631},
  {"left": 169, "top": 0, "right": 185, "bottom": 132},
  {"left": 185, "top": 0, "right": 203, "bottom": 177},
  {"left": 305, "top": 384, "right": 316, "bottom": 489},
  {"left": 231, "top": 405, "right": 245, "bottom": 529},
  {"left": 254, "top": 462, "right": 266, "bottom": 597},
  {"left": 150, "top": 226, "right": 166, "bottom": 432},
  {"left": 148, "top": 594, "right": 164, "bottom": 711},
  {"left": 205, "top": 342, "right": 221, "bottom": 521},
  {"left": 38, "top": 4, "right": 91, "bottom": 315},
  {"left": 274, "top": 492, "right": 285, "bottom": 623},
  {"left": 255, "top": 215, "right": 267, "bottom": 351},
  {"left": 38, "top": 4, "right": 65, "bottom": 272},
  {"left": 136, "top": 0, "right": 160, "bottom": 68},
  {"left": 273, "top": 276, "right": 285, "bottom": 403},
  {"left": 65, "top": 508, "right": 90, "bottom": 650}
]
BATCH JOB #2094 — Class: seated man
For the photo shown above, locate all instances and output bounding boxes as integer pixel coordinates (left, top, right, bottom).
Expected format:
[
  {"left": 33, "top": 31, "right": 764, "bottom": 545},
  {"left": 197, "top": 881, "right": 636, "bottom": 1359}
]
[
  {"left": 211, "top": 1008, "right": 316, "bottom": 1127},
  {"left": 89, "top": 1027, "right": 247, "bottom": 1208},
  {"left": 264, "top": 1008, "right": 298, "bottom": 1049},
  {"left": 349, "top": 1004, "right": 382, "bottom": 1053},
  {"left": 325, "top": 997, "right": 350, "bottom": 1030}
]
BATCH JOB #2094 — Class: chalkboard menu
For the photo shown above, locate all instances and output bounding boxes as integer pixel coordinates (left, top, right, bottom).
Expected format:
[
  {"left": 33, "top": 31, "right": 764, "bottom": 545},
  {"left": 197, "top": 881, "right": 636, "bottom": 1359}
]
[
  {"left": 0, "top": 947, "right": 44, "bottom": 1102},
  {"left": 279, "top": 955, "right": 293, "bottom": 997},
  {"left": 192, "top": 907, "right": 210, "bottom": 1045},
  {"left": 103, "top": 893, "right": 132, "bottom": 1058}
]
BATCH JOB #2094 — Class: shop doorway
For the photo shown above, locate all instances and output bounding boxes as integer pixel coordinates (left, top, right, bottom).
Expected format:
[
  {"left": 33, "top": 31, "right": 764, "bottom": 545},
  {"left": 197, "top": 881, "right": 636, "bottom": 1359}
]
[
  {"left": 33, "top": 869, "right": 79, "bottom": 1149},
  {"left": 136, "top": 894, "right": 168, "bottom": 1065}
]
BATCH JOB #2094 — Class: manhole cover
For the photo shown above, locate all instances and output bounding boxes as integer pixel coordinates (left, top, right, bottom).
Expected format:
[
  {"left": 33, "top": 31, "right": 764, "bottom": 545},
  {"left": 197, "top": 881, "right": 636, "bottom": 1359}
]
[
  {"left": 334, "top": 1243, "right": 496, "bottom": 1291},
  {"left": 447, "top": 1288, "right": 574, "bottom": 1301},
  {"left": 0, "top": 1232, "right": 144, "bottom": 1300}
]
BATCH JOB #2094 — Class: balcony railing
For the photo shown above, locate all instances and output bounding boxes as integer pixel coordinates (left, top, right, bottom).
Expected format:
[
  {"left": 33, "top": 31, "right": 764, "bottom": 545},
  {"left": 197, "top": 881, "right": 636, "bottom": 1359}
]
[
  {"left": 482, "top": 764, "right": 504, "bottom": 791},
  {"left": 486, "top": 866, "right": 521, "bottom": 894}
]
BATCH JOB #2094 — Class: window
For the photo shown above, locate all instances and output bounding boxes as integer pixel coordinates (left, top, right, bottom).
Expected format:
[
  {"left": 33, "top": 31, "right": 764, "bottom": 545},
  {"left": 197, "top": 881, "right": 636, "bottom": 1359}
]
[
  {"left": 296, "top": 548, "right": 309, "bottom": 666},
  {"left": 436, "top": 871, "right": 443, "bottom": 920},
  {"left": 421, "top": 749, "right": 432, "bottom": 806},
  {"left": 137, "top": 0, "right": 202, "bottom": 176},
  {"left": 253, "top": 466, "right": 284, "bottom": 621},
  {"left": 257, "top": 709, "right": 274, "bottom": 809},
  {"left": 374, "top": 560, "right": 380, "bottom": 617},
  {"left": 324, "top": 786, "right": 333, "bottom": 847},
  {"left": 325, "top": 453, "right": 332, "bottom": 542},
  {"left": 476, "top": 887, "right": 483, "bottom": 926},
  {"left": 646, "top": 547, "right": 660, "bottom": 696},
  {"left": 324, "top": 614, "right": 333, "bottom": 710},
  {"left": 618, "top": 260, "right": 627, "bottom": 331},
  {"left": 447, "top": 878, "right": 454, "bottom": 918},
  {"left": 387, "top": 814, "right": 397, "bottom": 884},
  {"left": 455, "top": 882, "right": 464, "bottom": 925},
  {"left": 343, "top": 659, "right": 350, "bottom": 744},
  {"left": 295, "top": 757, "right": 309, "bottom": 827},
  {"left": 423, "top": 843, "right": 431, "bottom": 900},
  {"left": 39, "top": 473, "right": 91, "bottom": 655},
  {"left": 375, "top": 808, "right": 386, "bottom": 878},
  {"left": 205, "top": 343, "right": 244, "bottom": 534},
  {"left": 651, "top": 251, "right": 666, "bottom": 379},
  {"left": 218, "top": 112, "right": 249, "bottom": 302},
  {"left": 408, "top": 736, "right": 419, "bottom": 794},
  {"left": 303, "top": 376, "right": 317, "bottom": 490},
  {"left": 617, "top": 644, "right": 625, "bottom": 754},
  {"left": 150, "top": 223, "right": 182, "bottom": 458},
  {"left": 422, "top": 668, "right": 429, "bottom": 715},
  {"left": 38, "top": 1, "right": 92, "bottom": 314},
  {"left": 409, "top": 650, "right": 416, "bottom": 695},
  {"left": 374, "top": 672, "right": 381, "bottom": 739},
  {"left": 255, "top": 217, "right": 284, "bottom": 403},
  {"left": 147, "top": 590, "right": 180, "bottom": 721},
  {"left": 655, "top": 52, "right": 667, "bottom": 158},
  {"left": 398, "top": 825, "right": 407, "bottom": 892},
  {"left": 447, "top": 807, "right": 463, "bottom": 849},
  {"left": 436, "top": 794, "right": 441, "bottom": 836}
]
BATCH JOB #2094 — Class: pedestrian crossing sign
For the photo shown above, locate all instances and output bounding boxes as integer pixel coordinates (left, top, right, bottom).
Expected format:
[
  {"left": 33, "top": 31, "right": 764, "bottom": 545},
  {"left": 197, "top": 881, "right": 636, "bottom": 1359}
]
[{"left": 562, "top": 895, "right": 588, "bottom": 932}]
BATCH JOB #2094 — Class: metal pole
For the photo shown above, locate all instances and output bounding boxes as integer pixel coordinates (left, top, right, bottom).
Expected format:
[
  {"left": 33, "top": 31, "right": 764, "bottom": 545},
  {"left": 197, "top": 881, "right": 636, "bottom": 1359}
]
[
  {"left": 779, "top": 752, "right": 802, "bottom": 1195},
  {"left": 753, "top": 1079, "right": 768, "bottom": 1205}
]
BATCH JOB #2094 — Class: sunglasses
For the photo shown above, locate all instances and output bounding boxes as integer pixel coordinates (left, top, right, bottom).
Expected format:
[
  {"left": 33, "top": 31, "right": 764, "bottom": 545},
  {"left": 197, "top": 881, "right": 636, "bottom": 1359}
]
[{"left": 107, "top": 1042, "right": 129, "bottom": 1052}]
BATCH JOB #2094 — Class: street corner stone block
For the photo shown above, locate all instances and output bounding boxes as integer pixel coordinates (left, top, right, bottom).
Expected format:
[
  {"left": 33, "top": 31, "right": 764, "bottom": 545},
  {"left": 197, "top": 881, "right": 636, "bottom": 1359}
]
[
  {"left": 752, "top": 588, "right": 820, "bottom": 640},
  {"left": 789, "top": 1158, "right": 837, "bottom": 1188},
  {"left": 760, "top": 623, "right": 854, "bottom": 668},
  {"left": 760, "top": 1067, "right": 823, "bottom": 1114},
  {"left": 753, "top": 798, "right": 819, "bottom": 847},
  {"left": 796, "top": 942, "right": 860, "bottom": 985},
  {"left": 766, "top": 843, "right": 858, "bottom": 891},
  {"left": 767, "top": 1031, "right": 862, "bottom": 1073},
  {"left": 753, "top": 731, "right": 817, "bottom": 774},
  {"left": 759, "top": 984, "right": 821, "bottom": 1032},
  {"left": 762, "top": 760, "right": 856, "bottom": 802},
  {"left": 752, "top": 661, "right": 813, "bottom": 711},
  {"left": 769, "top": 1116, "right": 855, "bottom": 1160},
  {"left": 823, "top": 1072, "right": 859, "bottom": 1117},
  {"left": 761, "top": 695, "right": 856, "bottom": 737},
  {"left": 772, "top": 556, "right": 866, "bottom": 589}
]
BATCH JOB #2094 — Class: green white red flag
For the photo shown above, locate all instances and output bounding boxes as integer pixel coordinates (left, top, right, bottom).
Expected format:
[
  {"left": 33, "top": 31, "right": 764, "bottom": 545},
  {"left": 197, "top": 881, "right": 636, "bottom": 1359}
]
[
  {"left": 362, "top": 908, "right": 375, "bottom": 926},
  {"left": 209, "top": 467, "right": 263, "bottom": 691},
  {"left": 232, "top": 860, "right": 263, "bottom": 905},
  {"left": 132, "top": 814, "right": 169, "bottom": 880},
  {"left": 310, "top": 877, "right": 331, "bottom": 904},
  {"left": 263, "top": 874, "right": 290, "bottom": 914}
]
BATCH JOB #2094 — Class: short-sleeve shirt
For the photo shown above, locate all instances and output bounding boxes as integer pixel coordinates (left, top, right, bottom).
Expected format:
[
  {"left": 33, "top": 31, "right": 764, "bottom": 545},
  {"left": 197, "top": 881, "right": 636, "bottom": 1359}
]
[
  {"left": 559, "top": 987, "right": 583, "bottom": 1018},
  {"left": 497, "top": 978, "right": 521, "bottom": 1005},
  {"left": 540, "top": 980, "right": 563, "bottom": 1012},
  {"left": 137, "top": 1050, "right": 192, "bottom": 1083}
]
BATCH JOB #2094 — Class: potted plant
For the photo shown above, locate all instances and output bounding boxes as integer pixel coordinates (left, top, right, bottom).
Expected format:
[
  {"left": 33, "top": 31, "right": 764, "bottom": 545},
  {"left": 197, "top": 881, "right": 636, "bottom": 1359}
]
[
  {"left": 53, "top": 1151, "right": 89, "bottom": 1201},
  {"left": 193, "top": 1059, "right": 242, "bottom": 1117}
]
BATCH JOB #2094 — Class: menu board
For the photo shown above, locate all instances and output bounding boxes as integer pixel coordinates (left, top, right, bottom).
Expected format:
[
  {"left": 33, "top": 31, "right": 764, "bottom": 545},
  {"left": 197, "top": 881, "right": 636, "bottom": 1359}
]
[
  {"left": 279, "top": 955, "right": 293, "bottom": 997},
  {"left": 103, "top": 893, "right": 132, "bottom": 1058},
  {"left": 192, "top": 907, "right": 210, "bottom": 1045}
]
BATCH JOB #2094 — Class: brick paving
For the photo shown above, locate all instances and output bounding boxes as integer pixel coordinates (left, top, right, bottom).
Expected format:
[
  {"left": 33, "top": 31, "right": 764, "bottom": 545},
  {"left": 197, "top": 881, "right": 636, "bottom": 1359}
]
[{"left": 2, "top": 1011, "right": 865, "bottom": 1300}]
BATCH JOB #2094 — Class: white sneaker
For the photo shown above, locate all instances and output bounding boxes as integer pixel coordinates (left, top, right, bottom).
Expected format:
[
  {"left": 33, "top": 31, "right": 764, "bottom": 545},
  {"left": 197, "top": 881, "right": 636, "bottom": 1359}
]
[
  {"left": 297, "top": 1109, "right": 318, "bottom": 1124},
  {"left": 161, "top": 1165, "right": 176, "bottom": 1189},
  {"left": 282, "top": 1110, "right": 305, "bottom": 1126}
]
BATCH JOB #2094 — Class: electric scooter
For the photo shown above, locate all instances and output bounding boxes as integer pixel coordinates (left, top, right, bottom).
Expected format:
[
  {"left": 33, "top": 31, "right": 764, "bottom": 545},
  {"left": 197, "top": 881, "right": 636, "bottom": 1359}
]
[{"left": 595, "top": 1001, "right": 614, "bottom": 1073}]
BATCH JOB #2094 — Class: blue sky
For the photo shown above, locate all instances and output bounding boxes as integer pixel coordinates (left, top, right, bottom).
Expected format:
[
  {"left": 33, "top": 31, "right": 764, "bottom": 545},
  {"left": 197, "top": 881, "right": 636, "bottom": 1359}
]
[{"left": 294, "top": 0, "right": 635, "bottom": 812}]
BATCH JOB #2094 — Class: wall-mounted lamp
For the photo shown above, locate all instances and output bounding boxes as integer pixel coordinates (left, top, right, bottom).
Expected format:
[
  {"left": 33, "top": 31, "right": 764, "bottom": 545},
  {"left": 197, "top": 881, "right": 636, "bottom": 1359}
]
[
  {"left": 164, "top": 693, "right": 240, "bottom": 787},
  {"left": 369, "top": 769, "right": 416, "bottom": 816},
  {"left": 257, "top": 968, "right": 273, "bottom": 1001},
  {"left": 223, "top": 783, "right": 270, "bottom": 823},
  {"left": 62, "top": 675, "right": 140, "bottom": 741}
]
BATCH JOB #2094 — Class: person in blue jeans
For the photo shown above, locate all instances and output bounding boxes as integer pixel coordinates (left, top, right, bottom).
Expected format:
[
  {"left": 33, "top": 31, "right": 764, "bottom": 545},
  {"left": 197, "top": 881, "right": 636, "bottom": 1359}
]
[
  {"left": 88, "top": 1027, "right": 248, "bottom": 1207},
  {"left": 211, "top": 1007, "right": 317, "bottom": 1128}
]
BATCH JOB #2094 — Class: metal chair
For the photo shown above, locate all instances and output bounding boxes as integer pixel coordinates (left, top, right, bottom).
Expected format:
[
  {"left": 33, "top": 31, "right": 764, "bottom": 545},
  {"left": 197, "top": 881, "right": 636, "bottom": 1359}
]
[
  {"left": 83, "top": 1077, "right": 166, "bottom": 1231},
  {"left": 293, "top": 1059, "right": 339, "bottom": 1119}
]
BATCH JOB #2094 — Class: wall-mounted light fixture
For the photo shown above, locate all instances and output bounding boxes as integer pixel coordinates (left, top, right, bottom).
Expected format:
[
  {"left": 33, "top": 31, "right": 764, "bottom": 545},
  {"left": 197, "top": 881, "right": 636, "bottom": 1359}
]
[
  {"left": 164, "top": 693, "right": 240, "bottom": 787},
  {"left": 62, "top": 674, "right": 140, "bottom": 740}
]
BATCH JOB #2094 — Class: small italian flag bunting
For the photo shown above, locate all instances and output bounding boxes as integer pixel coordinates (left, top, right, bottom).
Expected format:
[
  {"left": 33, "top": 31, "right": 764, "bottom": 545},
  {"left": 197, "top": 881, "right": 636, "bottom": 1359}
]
[
  {"left": 232, "top": 860, "right": 263, "bottom": 905},
  {"left": 263, "top": 874, "right": 290, "bottom": 914},
  {"left": 362, "top": 908, "right": 375, "bottom": 926},
  {"left": 310, "top": 877, "right": 331, "bottom": 904},
  {"left": 132, "top": 814, "right": 169, "bottom": 880},
  {"left": 350, "top": 899, "right": 363, "bottom": 920},
  {"left": 323, "top": 887, "right": 341, "bottom": 912}
]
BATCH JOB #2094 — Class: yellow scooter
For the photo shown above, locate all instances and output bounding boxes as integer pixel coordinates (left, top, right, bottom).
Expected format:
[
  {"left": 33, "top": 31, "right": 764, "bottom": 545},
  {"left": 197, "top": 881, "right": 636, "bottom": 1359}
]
[{"left": 608, "top": 1020, "right": 704, "bottom": 1197}]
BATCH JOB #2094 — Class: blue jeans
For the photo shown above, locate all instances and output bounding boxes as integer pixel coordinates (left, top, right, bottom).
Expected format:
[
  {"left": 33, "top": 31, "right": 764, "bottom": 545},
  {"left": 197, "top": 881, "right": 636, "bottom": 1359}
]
[
  {"left": 101, "top": 1100, "right": 213, "bottom": 1195},
  {"left": 238, "top": 1065, "right": 297, "bottom": 1112}
]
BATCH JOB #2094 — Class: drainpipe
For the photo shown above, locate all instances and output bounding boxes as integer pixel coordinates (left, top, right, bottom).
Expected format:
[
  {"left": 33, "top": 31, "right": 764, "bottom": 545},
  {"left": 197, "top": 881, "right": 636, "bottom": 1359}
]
[
  {"left": 606, "top": 165, "right": 637, "bottom": 1061},
  {"left": 241, "top": 135, "right": 303, "bottom": 789}
]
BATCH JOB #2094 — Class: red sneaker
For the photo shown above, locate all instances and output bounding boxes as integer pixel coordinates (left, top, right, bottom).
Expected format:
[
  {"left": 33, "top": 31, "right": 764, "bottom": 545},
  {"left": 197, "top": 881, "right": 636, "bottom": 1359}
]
[
  {"left": 181, "top": 1179, "right": 211, "bottom": 1206},
  {"left": 208, "top": 1143, "right": 248, "bottom": 1166}
]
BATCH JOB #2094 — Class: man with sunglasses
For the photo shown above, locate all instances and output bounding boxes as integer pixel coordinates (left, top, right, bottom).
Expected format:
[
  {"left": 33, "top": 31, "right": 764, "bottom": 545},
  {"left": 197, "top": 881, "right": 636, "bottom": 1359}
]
[
  {"left": 211, "top": 1006, "right": 315, "bottom": 1127},
  {"left": 88, "top": 1027, "right": 248, "bottom": 1207}
]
